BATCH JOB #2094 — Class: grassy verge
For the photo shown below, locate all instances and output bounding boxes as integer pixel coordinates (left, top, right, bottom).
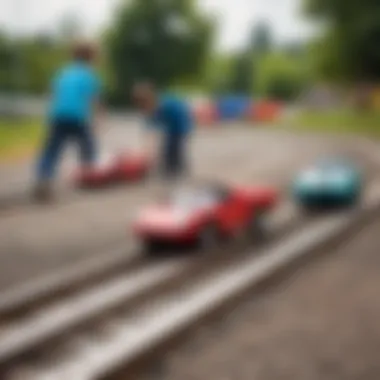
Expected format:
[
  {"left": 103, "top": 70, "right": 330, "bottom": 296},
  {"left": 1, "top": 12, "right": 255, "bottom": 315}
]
[
  {"left": 0, "top": 118, "right": 43, "bottom": 163},
  {"left": 285, "top": 109, "right": 380, "bottom": 137}
]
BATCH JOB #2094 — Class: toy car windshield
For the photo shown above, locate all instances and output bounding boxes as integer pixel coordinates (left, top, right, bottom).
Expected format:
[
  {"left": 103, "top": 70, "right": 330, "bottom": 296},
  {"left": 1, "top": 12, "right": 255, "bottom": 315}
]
[
  {"left": 95, "top": 153, "right": 116, "bottom": 168},
  {"left": 169, "top": 185, "right": 225, "bottom": 211}
]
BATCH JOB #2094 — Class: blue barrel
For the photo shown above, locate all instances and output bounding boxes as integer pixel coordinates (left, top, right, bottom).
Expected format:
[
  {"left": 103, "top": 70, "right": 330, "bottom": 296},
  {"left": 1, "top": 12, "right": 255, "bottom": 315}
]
[{"left": 216, "top": 96, "right": 251, "bottom": 121}]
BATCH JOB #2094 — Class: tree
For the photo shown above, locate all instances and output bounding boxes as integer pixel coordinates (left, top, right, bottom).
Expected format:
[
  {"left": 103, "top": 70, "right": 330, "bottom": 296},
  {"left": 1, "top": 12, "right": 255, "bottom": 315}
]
[
  {"left": 305, "top": 0, "right": 380, "bottom": 83},
  {"left": 225, "top": 53, "right": 254, "bottom": 95},
  {"left": 220, "top": 22, "right": 272, "bottom": 96},
  {"left": 191, "top": 53, "right": 232, "bottom": 94},
  {"left": 250, "top": 22, "right": 273, "bottom": 55},
  {"left": 0, "top": 32, "right": 69, "bottom": 95},
  {"left": 255, "top": 52, "right": 311, "bottom": 100},
  {"left": 19, "top": 37, "right": 68, "bottom": 94},
  {"left": 105, "top": 0, "right": 213, "bottom": 105},
  {"left": 0, "top": 32, "right": 15, "bottom": 92}
]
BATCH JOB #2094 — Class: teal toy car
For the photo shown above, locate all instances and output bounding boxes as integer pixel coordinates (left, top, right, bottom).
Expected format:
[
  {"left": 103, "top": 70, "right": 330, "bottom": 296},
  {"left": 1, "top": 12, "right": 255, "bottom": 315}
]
[{"left": 293, "top": 158, "right": 363, "bottom": 209}]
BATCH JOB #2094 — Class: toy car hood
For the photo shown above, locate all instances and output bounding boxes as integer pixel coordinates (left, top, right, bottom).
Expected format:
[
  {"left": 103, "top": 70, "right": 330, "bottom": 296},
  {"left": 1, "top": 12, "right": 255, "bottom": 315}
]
[
  {"left": 135, "top": 205, "right": 196, "bottom": 229},
  {"left": 95, "top": 152, "right": 119, "bottom": 169},
  {"left": 297, "top": 166, "right": 354, "bottom": 186},
  {"left": 136, "top": 189, "right": 217, "bottom": 228}
]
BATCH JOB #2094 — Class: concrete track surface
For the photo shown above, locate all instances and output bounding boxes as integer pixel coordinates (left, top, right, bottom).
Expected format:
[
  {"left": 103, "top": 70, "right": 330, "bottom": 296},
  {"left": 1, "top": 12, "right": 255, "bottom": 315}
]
[
  {"left": 141, "top": 206, "right": 380, "bottom": 380},
  {"left": 0, "top": 121, "right": 378, "bottom": 291},
  {"left": 0, "top": 120, "right": 380, "bottom": 380},
  {"left": 1, "top": 181, "right": 379, "bottom": 380}
]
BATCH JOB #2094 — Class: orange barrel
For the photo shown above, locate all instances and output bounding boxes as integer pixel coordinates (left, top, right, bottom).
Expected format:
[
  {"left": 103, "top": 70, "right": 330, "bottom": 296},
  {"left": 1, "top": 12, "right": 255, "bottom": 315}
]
[{"left": 253, "top": 101, "right": 282, "bottom": 122}]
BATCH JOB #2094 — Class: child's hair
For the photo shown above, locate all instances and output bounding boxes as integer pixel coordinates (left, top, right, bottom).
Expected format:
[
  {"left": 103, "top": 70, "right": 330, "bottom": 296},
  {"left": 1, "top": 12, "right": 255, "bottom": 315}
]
[{"left": 72, "top": 42, "right": 97, "bottom": 63}]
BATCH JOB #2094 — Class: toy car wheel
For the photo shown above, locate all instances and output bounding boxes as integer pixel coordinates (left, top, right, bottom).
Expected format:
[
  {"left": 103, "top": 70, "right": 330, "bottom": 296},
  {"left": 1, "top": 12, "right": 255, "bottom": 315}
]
[
  {"left": 198, "top": 223, "right": 220, "bottom": 251},
  {"left": 299, "top": 202, "right": 319, "bottom": 215},
  {"left": 348, "top": 189, "right": 361, "bottom": 207},
  {"left": 142, "top": 239, "right": 160, "bottom": 256},
  {"left": 246, "top": 209, "right": 267, "bottom": 242}
]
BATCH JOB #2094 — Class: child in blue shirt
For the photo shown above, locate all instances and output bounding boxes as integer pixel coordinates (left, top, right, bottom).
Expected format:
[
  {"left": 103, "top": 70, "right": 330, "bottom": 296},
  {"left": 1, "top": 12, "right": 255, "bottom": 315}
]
[
  {"left": 132, "top": 83, "right": 193, "bottom": 180},
  {"left": 34, "top": 42, "right": 102, "bottom": 201}
]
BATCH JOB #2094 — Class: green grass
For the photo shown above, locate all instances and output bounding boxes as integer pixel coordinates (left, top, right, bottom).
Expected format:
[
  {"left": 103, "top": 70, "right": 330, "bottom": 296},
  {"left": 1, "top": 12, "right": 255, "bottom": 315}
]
[
  {"left": 286, "top": 108, "right": 380, "bottom": 137},
  {"left": 0, "top": 118, "right": 43, "bottom": 162}
]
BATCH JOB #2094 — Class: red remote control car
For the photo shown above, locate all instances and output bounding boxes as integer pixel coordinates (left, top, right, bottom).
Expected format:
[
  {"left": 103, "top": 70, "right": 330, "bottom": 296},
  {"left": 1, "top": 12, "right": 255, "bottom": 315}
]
[
  {"left": 74, "top": 152, "right": 151, "bottom": 189},
  {"left": 133, "top": 182, "right": 278, "bottom": 253}
]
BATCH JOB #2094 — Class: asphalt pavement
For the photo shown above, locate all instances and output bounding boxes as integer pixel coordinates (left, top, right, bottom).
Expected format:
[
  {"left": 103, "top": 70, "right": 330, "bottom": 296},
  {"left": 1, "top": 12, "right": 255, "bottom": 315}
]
[
  {"left": 142, "top": 213, "right": 380, "bottom": 380},
  {"left": 0, "top": 120, "right": 379, "bottom": 292}
]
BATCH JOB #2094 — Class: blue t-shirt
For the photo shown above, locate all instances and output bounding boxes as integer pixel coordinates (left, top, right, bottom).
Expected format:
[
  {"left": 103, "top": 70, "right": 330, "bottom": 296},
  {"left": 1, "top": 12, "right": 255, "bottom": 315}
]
[
  {"left": 49, "top": 62, "right": 101, "bottom": 124},
  {"left": 148, "top": 96, "right": 193, "bottom": 139}
]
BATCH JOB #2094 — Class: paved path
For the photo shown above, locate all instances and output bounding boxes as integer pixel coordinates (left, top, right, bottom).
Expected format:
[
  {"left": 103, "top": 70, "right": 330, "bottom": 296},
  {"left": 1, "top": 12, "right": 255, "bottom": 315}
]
[
  {"left": 0, "top": 114, "right": 143, "bottom": 202},
  {"left": 0, "top": 123, "right": 379, "bottom": 292},
  {"left": 141, "top": 214, "right": 380, "bottom": 380}
]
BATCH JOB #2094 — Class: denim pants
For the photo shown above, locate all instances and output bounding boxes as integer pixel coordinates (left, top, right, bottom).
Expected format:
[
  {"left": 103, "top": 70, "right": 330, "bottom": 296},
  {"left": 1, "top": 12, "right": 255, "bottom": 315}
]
[
  {"left": 37, "top": 118, "right": 96, "bottom": 181},
  {"left": 161, "top": 134, "right": 188, "bottom": 179}
]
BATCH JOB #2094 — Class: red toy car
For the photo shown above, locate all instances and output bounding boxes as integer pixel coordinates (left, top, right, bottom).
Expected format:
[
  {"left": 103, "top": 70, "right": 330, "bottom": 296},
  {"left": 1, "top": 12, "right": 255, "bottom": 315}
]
[
  {"left": 133, "top": 182, "right": 278, "bottom": 253},
  {"left": 74, "top": 152, "right": 151, "bottom": 189}
]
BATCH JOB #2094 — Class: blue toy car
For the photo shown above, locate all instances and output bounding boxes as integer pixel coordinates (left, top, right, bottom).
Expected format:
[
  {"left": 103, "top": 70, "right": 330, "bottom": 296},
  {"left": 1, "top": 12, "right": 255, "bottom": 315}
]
[{"left": 292, "top": 158, "right": 363, "bottom": 209}]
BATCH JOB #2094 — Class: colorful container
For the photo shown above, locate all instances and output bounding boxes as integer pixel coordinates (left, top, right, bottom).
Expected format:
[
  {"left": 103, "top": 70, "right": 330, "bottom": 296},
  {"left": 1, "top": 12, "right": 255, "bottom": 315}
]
[
  {"left": 216, "top": 96, "right": 251, "bottom": 121},
  {"left": 248, "top": 101, "right": 282, "bottom": 122}
]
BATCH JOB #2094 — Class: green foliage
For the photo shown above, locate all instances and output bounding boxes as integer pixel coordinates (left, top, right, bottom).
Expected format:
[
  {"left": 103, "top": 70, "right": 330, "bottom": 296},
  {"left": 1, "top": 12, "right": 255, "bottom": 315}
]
[
  {"left": 202, "top": 54, "right": 234, "bottom": 94},
  {"left": 19, "top": 38, "right": 69, "bottom": 94},
  {"left": 250, "top": 22, "right": 273, "bottom": 55},
  {"left": 195, "top": 40, "right": 311, "bottom": 100},
  {"left": 287, "top": 108, "right": 380, "bottom": 136},
  {"left": 224, "top": 53, "right": 254, "bottom": 95},
  {"left": 0, "top": 118, "right": 42, "bottom": 160},
  {"left": 0, "top": 32, "right": 69, "bottom": 94},
  {"left": 215, "top": 21, "right": 272, "bottom": 96},
  {"left": 105, "top": 0, "right": 213, "bottom": 105},
  {"left": 207, "top": 22, "right": 273, "bottom": 96},
  {"left": 255, "top": 52, "right": 311, "bottom": 100},
  {"left": 305, "top": 0, "right": 380, "bottom": 82},
  {"left": 0, "top": 33, "right": 15, "bottom": 92}
]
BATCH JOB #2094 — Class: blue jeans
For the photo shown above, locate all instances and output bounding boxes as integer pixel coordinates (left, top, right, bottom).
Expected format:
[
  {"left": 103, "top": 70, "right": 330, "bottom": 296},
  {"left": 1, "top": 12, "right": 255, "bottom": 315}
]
[
  {"left": 161, "top": 134, "right": 188, "bottom": 179},
  {"left": 37, "top": 118, "right": 96, "bottom": 181}
]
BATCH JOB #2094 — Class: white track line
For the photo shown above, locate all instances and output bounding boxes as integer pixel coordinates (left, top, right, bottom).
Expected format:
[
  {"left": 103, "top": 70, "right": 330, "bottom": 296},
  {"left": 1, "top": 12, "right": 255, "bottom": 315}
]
[
  {"left": 0, "top": 200, "right": 297, "bottom": 373},
  {"left": 0, "top": 199, "right": 295, "bottom": 316},
  {"left": 0, "top": 243, "right": 138, "bottom": 314},
  {"left": 9, "top": 182, "right": 380, "bottom": 380},
  {"left": 0, "top": 259, "right": 189, "bottom": 364},
  {"left": 22, "top": 216, "right": 355, "bottom": 380}
]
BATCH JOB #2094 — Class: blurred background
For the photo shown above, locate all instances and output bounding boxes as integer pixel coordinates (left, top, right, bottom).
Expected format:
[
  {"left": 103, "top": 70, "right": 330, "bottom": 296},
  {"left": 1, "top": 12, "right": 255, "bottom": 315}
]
[
  {"left": 0, "top": 0, "right": 379, "bottom": 161},
  {"left": 0, "top": 2, "right": 380, "bottom": 378}
]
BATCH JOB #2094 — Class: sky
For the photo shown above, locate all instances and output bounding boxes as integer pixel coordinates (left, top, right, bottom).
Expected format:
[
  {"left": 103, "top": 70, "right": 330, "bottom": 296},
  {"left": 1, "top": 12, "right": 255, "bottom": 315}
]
[{"left": 0, "top": 0, "right": 318, "bottom": 51}]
